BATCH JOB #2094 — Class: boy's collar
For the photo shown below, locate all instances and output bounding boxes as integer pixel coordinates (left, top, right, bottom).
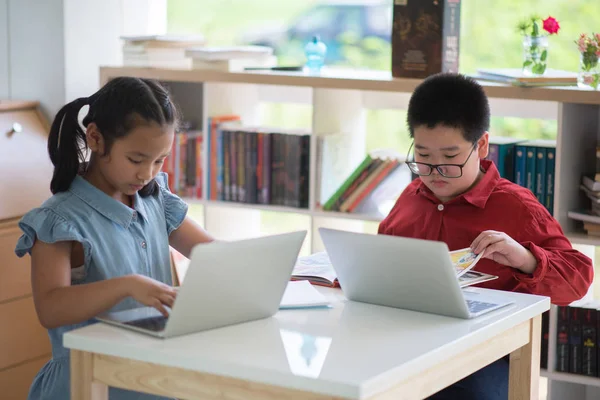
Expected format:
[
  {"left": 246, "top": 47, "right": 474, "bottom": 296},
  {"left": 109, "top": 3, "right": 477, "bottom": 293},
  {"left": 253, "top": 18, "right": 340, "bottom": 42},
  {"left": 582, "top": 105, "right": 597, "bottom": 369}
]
[{"left": 416, "top": 159, "right": 499, "bottom": 208}]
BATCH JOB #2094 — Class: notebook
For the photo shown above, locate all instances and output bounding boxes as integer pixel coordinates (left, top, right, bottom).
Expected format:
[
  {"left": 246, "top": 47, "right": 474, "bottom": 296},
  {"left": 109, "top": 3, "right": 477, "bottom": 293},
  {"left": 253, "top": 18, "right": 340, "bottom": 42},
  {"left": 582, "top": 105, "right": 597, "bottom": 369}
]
[{"left": 280, "top": 281, "right": 331, "bottom": 309}]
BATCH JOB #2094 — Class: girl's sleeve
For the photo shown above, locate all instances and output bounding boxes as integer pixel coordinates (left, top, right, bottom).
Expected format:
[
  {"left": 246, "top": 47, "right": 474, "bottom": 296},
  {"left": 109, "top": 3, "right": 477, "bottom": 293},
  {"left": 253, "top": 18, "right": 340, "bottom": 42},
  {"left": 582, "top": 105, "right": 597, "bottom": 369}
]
[
  {"left": 154, "top": 172, "right": 189, "bottom": 235},
  {"left": 14, "top": 208, "right": 92, "bottom": 267}
]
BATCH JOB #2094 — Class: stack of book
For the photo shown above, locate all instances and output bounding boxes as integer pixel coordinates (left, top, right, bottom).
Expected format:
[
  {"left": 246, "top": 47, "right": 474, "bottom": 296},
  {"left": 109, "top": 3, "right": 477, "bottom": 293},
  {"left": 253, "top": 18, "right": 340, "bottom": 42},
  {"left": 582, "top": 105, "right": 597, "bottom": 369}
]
[
  {"left": 472, "top": 68, "right": 578, "bottom": 87},
  {"left": 184, "top": 46, "right": 276, "bottom": 71},
  {"left": 121, "top": 34, "right": 205, "bottom": 69}
]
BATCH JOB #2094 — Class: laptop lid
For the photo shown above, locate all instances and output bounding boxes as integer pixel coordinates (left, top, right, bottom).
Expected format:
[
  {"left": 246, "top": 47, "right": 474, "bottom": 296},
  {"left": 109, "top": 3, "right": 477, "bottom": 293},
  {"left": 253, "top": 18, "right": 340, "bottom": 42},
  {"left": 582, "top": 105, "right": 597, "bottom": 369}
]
[
  {"left": 163, "top": 230, "right": 307, "bottom": 337},
  {"left": 318, "top": 228, "right": 471, "bottom": 319},
  {"left": 98, "top": 230, "right": 307, "bottom": 338}
]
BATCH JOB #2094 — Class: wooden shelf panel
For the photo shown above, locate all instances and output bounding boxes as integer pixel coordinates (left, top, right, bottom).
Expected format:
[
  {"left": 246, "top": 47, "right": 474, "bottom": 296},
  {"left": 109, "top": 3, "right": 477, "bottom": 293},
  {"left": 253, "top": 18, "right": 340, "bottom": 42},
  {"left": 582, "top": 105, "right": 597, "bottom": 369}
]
[{"left": 100, "top": 67, "right": 600, "bottom": 105}]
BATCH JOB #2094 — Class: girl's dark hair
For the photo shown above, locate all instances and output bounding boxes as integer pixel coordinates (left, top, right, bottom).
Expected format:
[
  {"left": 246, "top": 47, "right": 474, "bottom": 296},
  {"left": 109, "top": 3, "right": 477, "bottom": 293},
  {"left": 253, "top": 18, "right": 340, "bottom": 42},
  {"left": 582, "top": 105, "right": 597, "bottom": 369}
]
[{"left": 47, "top": 77, "right": 179, "bottom": 195}]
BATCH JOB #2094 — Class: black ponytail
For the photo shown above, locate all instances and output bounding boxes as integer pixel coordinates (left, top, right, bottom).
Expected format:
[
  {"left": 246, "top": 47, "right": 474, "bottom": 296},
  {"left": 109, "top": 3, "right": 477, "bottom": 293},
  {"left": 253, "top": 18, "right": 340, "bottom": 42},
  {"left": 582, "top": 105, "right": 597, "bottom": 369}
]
[
  {"left": 46, "top": 77, "right": 179, "bottom": 195},
  {"left": 48, "top": 97, "right": 89, "bottom": 194}
]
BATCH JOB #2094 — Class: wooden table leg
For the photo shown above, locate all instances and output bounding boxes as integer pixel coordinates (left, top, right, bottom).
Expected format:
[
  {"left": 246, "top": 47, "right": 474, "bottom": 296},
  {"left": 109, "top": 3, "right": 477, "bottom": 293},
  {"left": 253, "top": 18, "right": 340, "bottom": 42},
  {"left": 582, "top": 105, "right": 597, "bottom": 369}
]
[
  {"left": 70, "top": 350, "right": 108, "bottom": 400},
  {"left": 508, "top": 315, "right": 541, "bottom": 400}
]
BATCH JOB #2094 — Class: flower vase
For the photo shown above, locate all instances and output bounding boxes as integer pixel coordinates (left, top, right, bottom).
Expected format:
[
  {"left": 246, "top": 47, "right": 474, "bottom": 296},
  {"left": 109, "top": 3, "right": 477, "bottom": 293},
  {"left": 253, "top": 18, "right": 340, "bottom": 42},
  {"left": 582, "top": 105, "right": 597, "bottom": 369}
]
[
  {"left": 578, "top": 52, "right": 600, "bottom": 90},
  {"left": 522, "top": 35, "right": 549, "bottom": 76}
]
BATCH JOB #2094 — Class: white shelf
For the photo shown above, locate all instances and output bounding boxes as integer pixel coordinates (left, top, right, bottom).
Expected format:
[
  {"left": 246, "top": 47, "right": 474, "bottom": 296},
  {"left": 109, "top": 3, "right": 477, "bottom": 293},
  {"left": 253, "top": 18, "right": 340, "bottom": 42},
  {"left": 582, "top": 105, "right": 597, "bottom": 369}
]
[
  {"left": 187, "top": 198, "right": 310, "bottom": 215},
  {"left": 184, "top": 198, "right": 384, "bottom": 222},
  {"left": 311, "top": 209, "right": 384, "bottom": 222},
  {"left": 100, "top": 66, "right": 600, "bottom": 105},
  {"left": 542, "top": 370, "right": 600, "bottom": 388},
  {"left": 565, "top": 232, "right": 600, "bottom": 247}
]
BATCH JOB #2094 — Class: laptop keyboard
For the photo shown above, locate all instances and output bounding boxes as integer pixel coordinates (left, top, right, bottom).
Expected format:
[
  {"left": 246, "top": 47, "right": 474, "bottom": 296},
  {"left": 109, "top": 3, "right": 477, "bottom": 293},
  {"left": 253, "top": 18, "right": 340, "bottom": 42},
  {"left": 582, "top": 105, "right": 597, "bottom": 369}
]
[
  {"left": 124, "top": 315, "right": 168, "bottom": 332},
  {"left": 466, "top": 299, "right": 498, "bottom": 315}
]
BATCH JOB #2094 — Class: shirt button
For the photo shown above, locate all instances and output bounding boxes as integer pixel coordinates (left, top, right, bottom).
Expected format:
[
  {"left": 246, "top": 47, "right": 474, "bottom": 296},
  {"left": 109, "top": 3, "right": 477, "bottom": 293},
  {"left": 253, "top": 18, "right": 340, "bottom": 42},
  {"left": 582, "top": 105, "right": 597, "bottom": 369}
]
[
  {"left": 141, "top": 241, "right": 147, "bottom": 249},
  {"left": 437, "top": 204, "right": 444, "bottom": 211}
]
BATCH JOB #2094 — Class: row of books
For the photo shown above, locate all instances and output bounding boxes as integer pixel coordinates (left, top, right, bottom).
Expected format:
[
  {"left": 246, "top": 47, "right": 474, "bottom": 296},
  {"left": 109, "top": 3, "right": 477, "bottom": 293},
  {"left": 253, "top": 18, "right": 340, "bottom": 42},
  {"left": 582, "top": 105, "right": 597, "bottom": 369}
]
[
  {"left": 487, "top": 137, "right": 556, "bottom": 214},
  {"left": 206, "top": 116, "right": 311, "bottom": 208},
  {"left": 161, "top": 128, "right": 203, "bottom": 198},
  {"left": 554, "top": 303, "right": 600, "bottom": 377},
  {"left": 321, "top": 154, "right": 404, "bottom": 212}
]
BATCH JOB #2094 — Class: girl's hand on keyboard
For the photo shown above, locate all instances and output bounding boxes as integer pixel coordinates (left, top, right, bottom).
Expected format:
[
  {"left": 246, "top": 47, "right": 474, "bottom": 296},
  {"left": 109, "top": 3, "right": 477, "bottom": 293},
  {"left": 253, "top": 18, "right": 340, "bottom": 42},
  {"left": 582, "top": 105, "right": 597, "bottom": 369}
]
[{"left": 128, "top": 275, "right": 178, "bottom": 317}]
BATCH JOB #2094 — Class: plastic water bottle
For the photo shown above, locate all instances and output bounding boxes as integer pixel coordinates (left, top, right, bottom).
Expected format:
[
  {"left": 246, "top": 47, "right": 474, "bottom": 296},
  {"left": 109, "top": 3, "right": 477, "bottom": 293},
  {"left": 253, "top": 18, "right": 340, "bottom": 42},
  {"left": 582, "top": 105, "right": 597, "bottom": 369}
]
[{"left": 304, "top": 36, "right": 327, "bottom": 73}]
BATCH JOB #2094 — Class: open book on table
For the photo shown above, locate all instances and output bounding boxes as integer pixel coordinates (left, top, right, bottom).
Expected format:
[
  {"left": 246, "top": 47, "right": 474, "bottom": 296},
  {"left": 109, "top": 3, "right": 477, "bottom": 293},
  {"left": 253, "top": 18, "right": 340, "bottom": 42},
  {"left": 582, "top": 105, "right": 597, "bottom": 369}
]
[{"left": 292, "top": 248, "right": 497, "bottom": 289}]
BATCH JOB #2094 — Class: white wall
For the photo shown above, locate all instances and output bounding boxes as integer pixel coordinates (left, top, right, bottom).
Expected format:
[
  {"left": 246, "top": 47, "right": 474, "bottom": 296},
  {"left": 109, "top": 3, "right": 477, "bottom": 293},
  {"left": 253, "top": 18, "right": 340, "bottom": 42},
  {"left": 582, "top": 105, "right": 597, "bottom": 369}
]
[
  {"left": 2, "top": 0, "right": 167, "bottom": 118},
  {"left": 8, "top": 0, "right": 66, "bottom": 118},
  {"left": 0, "top": 0, "right": 9, "bottom": 99},
  {"left": 63, "top": 0, "right": 167, "bottom": 102}
]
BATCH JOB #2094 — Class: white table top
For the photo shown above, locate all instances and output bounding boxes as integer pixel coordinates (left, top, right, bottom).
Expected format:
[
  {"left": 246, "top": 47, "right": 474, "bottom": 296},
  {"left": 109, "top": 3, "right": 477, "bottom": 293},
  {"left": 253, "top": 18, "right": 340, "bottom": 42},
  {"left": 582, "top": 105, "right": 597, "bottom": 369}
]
[{"left": 64, "top": 287, "right": 549, "bottom": 399}]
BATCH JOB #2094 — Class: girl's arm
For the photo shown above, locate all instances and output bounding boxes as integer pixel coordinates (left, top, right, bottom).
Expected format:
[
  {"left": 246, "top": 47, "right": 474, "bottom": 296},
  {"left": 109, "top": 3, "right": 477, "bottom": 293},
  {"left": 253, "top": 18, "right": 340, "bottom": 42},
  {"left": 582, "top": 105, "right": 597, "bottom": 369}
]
[
  {"left": 168, "top": 216, "right": 215, "bottom": 258},
  {"left": 31, "top": 240, "right": 176, "bottom": 329}
]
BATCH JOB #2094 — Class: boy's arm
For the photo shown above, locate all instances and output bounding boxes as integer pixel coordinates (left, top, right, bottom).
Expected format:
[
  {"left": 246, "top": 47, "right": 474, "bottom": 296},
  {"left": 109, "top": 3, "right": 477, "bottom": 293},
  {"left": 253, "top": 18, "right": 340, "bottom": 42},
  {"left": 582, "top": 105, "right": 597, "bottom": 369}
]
[{"left": 512, "top": 213, "right": 593, "bottom": 306}]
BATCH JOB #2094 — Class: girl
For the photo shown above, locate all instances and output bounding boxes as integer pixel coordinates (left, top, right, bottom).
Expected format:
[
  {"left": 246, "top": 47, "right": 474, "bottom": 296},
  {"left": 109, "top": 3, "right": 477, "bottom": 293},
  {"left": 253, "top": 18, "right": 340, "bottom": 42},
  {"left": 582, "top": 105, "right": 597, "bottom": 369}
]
[{"left": 14, "top": 77, "right": 214, "bottom": 400}]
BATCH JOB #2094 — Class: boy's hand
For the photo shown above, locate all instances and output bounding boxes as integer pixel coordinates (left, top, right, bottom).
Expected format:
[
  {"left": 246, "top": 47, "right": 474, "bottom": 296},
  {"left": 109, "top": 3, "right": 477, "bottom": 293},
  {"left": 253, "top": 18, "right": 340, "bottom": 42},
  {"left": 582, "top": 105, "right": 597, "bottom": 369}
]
[
  {"left": 471, "top": 230, "right": 538, "bottom": 274},
  {"left": 128, "top": 275, "right": 178, "bottom": 317}
]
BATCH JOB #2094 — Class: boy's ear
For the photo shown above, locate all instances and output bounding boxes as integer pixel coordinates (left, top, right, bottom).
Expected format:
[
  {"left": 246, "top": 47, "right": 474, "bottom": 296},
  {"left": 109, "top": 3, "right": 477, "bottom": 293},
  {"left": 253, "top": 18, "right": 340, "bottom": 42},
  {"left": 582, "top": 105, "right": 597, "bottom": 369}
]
[
  {"left": 477, "top": 132, "right": 489, "bottom": 159},
  {"left": 86, "top": 123, "right": 105, "bottom": 154}
]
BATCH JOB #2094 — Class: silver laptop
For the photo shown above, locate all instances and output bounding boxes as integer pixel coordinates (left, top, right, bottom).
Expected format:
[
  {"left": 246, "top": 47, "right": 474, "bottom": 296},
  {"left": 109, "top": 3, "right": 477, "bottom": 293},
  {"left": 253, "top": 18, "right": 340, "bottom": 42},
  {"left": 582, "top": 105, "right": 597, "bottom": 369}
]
[
  {"left": 97, "top": 230, "right": 307, "bottom": 338},
  {"left": 318, "top": 228, "right": 513, "bottom": 319}
]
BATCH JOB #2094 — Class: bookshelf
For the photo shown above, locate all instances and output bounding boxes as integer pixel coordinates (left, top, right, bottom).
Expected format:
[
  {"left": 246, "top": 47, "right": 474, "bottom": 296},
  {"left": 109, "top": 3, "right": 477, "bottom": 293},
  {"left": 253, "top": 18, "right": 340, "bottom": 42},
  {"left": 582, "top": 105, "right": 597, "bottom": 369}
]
[{"left": 101, "top": 66, "right": 600, "bottom": 398}]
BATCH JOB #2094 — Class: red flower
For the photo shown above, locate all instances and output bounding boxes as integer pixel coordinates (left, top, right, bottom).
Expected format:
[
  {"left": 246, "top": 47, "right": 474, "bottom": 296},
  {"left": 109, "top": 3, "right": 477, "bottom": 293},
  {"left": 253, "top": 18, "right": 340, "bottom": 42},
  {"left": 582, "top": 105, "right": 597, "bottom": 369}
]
[{"left": 543, "top": 16, "right": 560, "bottom": 35}]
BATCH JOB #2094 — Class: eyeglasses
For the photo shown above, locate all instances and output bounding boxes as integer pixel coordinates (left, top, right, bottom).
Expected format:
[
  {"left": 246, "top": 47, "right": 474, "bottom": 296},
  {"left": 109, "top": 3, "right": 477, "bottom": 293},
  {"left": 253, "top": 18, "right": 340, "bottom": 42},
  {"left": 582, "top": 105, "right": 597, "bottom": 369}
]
[{"left": 406, "top": 142, "right": 477, "bottom": 178}]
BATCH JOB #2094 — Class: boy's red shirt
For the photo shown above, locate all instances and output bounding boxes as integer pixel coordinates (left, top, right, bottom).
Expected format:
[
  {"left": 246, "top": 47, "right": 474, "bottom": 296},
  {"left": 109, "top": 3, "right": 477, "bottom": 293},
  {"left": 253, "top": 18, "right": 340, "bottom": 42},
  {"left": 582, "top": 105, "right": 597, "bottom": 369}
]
[{"left": 378, "top": 159, "right": 593, "bottom": 306}]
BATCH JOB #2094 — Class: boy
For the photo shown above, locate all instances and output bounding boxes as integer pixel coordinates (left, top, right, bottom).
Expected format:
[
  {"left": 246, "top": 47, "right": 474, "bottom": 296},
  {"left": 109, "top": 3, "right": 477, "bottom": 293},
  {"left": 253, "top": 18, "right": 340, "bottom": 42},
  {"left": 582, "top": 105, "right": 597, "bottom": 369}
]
[{"left": 378, "top": 73, "right": 593, "bottom": 400}]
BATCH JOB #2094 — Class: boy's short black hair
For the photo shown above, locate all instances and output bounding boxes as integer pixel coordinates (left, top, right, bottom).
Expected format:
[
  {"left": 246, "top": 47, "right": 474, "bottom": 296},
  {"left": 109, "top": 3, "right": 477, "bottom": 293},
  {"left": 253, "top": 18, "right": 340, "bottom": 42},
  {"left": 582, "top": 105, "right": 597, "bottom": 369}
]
[{"left": 407, "top": 73, "right": 490, "bottom": 144}]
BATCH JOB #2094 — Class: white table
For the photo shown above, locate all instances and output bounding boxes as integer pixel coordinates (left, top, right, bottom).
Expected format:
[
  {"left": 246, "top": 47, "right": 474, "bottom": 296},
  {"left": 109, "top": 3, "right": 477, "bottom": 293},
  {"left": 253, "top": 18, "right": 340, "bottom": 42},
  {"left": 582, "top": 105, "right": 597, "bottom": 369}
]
[{"left": 64, "top": 287, "right": 549, "bottom": 400}]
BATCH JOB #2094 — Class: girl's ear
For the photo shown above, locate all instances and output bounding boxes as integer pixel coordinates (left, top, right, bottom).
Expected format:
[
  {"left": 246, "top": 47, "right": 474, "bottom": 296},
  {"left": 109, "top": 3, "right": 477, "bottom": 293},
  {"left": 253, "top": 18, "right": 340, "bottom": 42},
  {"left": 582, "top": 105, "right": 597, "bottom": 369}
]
[
  {"left": 86, "top": 123, "right": 105, "bottom": 154},
  {"left": 477, "top": 132, "right": 489, "bottom": 159}
]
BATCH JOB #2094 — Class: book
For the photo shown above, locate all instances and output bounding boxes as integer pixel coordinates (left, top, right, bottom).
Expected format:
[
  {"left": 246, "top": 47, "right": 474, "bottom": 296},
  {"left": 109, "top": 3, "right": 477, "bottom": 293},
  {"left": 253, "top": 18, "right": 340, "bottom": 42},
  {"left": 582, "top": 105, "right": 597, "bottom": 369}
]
[
  {"left": 279, "top": 281, "right": 331, "bottom": 309},
  {"left": 292, "top": 249, "right": 496, "bottom": 289},
  {"left": 449, "top": 247, "right": 484, "bottom": 277},
  {"left": 291, "top": 251, "right": 339, "bottom": 288},
  {"left": 120, "top": 34, "right": 206, "bottom": 69},
  {"left": 583, "top": 175, "right": 600, "bottom": 192},
  {"left": 184, "top": 46, "right": 273, "bottom": 61},
  {"left": 487, "top": 136, "right": 526, "bottom": 181},
  {"left": 120, "top": 34, "right": 206, "bottom": 47},
  {"left": 391, "top": 0, "right": 461, "bottom": 78},
  {"left": 190, "top": 56, "right": 277, "bottom": 72},
  {"left": 474, "top": 68, "right": 578, "bottom": 86},
  {"left": 568, "top": 209, "right": 600, "bottom": 225}
]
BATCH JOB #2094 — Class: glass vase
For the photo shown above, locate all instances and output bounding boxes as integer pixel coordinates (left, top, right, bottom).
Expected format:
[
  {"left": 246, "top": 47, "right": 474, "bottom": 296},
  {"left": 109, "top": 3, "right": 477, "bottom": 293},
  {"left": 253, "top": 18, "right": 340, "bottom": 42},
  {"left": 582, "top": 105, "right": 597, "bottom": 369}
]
[
  {"left": 578, "top": 52, "right": 600, "bottom": 90},
  {"left": 522, "top": 35, "right": 549, "bottom": 76}
]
